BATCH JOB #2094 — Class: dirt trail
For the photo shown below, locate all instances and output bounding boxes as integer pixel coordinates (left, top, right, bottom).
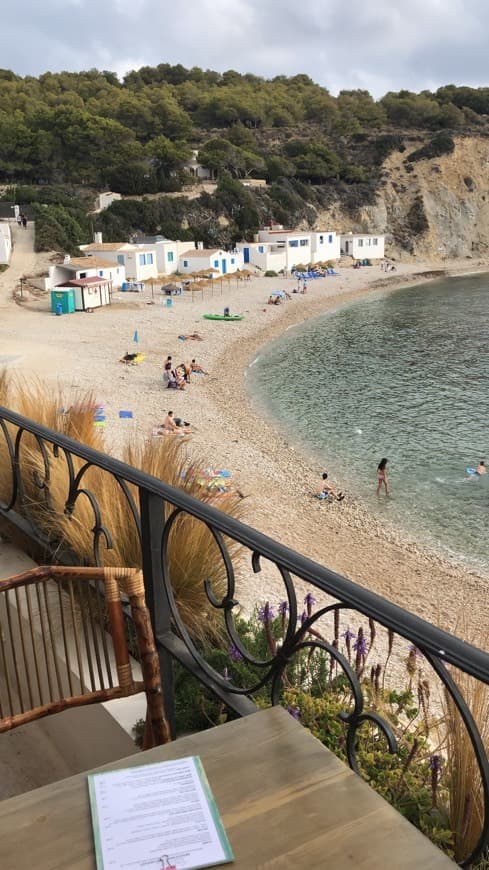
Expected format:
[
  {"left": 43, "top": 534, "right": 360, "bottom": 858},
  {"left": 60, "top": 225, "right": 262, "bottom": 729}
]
[{"left": 0, "top": 221, "right": 37, "bottom": 308}]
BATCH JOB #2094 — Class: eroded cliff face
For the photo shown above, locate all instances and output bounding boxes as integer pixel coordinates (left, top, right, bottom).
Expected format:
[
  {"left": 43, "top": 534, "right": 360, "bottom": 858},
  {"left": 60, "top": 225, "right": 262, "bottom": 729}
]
[{"left": 314, "top": 135, "right": 489, "bottom": 260}]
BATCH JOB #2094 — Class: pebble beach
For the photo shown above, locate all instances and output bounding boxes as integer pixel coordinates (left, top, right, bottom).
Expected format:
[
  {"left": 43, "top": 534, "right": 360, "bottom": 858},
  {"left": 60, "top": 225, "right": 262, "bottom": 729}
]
[{"left": 1, "top": 226, "right": 489, "bottom": 642}]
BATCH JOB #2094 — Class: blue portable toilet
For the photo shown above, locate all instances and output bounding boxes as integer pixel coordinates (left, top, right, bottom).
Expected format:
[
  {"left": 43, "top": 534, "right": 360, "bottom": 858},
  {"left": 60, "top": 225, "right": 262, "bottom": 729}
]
[{"left": 166, "top": 298, "right": 172, "bottom": 308}]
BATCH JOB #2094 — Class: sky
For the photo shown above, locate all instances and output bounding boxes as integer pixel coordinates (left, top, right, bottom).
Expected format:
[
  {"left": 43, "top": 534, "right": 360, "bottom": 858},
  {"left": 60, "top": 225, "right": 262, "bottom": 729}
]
[{"left": 2, "top": 0, "right": 489, "bottom": 97}]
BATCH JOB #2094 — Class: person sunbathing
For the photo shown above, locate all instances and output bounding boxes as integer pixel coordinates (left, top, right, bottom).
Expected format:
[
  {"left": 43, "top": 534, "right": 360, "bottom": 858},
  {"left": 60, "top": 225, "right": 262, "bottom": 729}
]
[
  {"left": 159, "top": 411, "right": 191, "bottom": 434},
  {"left": 190, "top": 358, "right": 208, "bottom": 375},
  {"left": 316, "top": 472, "right": 345, "bottom": 502}
]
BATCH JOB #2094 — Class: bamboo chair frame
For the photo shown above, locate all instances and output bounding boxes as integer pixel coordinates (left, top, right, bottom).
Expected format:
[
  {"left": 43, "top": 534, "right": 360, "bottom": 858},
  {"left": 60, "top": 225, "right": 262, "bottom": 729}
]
[{"left": 0, "top": 566, "right": 170, "bottom": 747}]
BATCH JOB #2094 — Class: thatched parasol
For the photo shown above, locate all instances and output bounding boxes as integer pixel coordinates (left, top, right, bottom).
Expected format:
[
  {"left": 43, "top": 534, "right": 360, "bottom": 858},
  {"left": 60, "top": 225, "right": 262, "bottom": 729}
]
[{"left": 183, "top": 281, "right": 205, "bottom": 301}]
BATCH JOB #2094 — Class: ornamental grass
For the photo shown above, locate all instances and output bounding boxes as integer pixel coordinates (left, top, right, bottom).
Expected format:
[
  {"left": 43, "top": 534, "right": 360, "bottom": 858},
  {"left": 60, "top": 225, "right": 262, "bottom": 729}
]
[{"left": 0, "top": 371, "right": 244, "bottom": 643}]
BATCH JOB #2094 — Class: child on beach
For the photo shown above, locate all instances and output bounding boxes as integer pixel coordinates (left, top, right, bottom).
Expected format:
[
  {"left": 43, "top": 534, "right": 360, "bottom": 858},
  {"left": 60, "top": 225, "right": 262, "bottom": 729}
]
[
  {"left": 376, "top": 458, "right": 390, "bottom": 496},
  {"left": 316, "top": 473, "right": 345, "bottom": 502}
]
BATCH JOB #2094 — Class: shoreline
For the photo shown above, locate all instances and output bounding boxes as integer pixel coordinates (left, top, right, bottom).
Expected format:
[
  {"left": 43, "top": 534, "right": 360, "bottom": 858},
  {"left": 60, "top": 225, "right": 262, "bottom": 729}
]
[
  {"left": 1, "top": 240, "right": 489, "bottom": 640},
  {"left": 198, "top": 262, "right": 489, "bottom": 638}
]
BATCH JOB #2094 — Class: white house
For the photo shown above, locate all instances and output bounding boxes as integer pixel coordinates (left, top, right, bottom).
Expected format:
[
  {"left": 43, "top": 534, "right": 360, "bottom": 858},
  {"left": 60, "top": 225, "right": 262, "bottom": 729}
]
[
  {"left": 310, "top": 231, "right": 341, "bottom": 262},
  {"left": 340, "top": 233, "right": 385, "bottom": 260},
  {"left": 95, "top": 191, "right": 122, "bottom": 212},
  {"left": 0, "top": 221, "right": 12, "bottom": 265},
  {"left": 30, "top": 256, "right": 126, "bottom": 292},
  {"left": 80, "top": 241, "right": 158, "bottom": 281},
  {"left": 139, "top": 236, "right": 203, "bottom": 275},
  {"left": 235, "top": 240, "right": 286, "bottom": 273},
  {"left": 256, "top": 226, "right": 315, "bottom": 271},
  {"left": 183, "top": 150, "right": 216, "bottom": 181},
  {"left": 178, "top": 248, "right": 244, "bottom": 276}
]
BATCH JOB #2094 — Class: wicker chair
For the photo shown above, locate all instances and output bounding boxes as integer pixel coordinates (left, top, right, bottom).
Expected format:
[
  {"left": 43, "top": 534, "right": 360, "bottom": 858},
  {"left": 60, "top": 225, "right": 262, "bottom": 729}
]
[{"left": 0, "top": 566, "right": 170, "bottom": 747}]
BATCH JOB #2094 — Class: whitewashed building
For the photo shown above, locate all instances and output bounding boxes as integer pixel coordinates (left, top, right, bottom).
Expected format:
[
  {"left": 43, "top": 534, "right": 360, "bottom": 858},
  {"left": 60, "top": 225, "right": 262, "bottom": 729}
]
[
  {"left": 95, "top": 191, "right": 122, "bottom": 212},
  {"left": 80, "top": 241, "right": 158, "bottom": 281},
  {"left": 31, "top": 257, "right": 126, "bottom": 292},
  {"left": 235, "top": 240, "right": 286, "bottom": 273},
  {"left": 178, "top": 248, "right": 243, "bottom": 276},
  {"left": 139, "top": 236, "right": 203, "bottom": 275},
  {"left": 340, "top": 233, "right": 385, "bottom": 260},
  {"left": 310, "top": 231, "right": 341, "bottom": 262},
  {"left": 0, "top": 221, "right": 12, "bottom": 265},
  {"left": 183, "top": 150, "right": 216, "bottom": 181}
]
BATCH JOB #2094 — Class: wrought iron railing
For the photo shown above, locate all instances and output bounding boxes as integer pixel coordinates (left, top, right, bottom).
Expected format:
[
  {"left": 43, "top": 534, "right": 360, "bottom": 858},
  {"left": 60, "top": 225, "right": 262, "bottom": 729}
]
[{"left": 0, "top": 405, "right": 489, "bottom": 865}]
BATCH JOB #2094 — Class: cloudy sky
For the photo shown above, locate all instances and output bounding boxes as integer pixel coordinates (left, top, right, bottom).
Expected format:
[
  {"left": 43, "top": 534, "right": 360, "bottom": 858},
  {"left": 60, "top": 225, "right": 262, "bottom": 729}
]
[{"left": 2, "top": 0, "right": 488, "bottom": 97}]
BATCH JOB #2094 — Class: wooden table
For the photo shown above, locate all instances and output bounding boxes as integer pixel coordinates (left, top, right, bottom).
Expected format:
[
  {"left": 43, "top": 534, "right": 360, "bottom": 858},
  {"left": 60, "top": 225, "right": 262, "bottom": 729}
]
[{"left": 0, "top": 706, "right": 453, "bottom": 869}]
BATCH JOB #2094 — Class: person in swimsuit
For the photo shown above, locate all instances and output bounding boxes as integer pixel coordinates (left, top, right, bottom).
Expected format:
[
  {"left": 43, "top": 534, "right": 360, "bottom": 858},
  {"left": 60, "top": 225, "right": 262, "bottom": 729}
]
[
  {"left": 476, "top": 461, "right": 486, "bottom": 475},
  {"left": 316, "top": 472, "right": 345, "bottom": 502},
  {"left": 376, "top": 458, "right": 389, "bottom": 496}
]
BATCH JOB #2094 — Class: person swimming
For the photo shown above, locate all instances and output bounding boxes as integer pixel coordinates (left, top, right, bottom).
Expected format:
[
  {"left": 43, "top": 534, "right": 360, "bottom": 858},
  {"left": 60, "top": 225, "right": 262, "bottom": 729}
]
[{"left": 476, "top": 460, "right": 486, "bottom": 475}]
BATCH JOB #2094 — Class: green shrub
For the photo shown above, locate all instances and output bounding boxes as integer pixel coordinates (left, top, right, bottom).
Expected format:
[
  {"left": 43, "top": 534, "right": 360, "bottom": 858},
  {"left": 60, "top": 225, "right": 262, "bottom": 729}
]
[
  {"left": 407, "top": 131, "right": 455, "bottom": 163},
  {"left": 264, "top": 269, "right": 278, "bottom": 277}
]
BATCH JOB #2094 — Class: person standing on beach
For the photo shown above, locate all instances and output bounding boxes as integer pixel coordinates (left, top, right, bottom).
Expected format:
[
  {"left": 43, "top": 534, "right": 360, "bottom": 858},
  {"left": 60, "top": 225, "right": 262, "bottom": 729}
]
[{"left": 376, "top": 458, "right": 389, "bottom": 496}]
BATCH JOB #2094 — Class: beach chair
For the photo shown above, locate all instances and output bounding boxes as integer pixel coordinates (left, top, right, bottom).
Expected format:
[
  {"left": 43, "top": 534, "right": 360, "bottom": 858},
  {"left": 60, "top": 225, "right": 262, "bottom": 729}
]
[{"left": 0, "top": 566, "right": 170, "bottom": 748}]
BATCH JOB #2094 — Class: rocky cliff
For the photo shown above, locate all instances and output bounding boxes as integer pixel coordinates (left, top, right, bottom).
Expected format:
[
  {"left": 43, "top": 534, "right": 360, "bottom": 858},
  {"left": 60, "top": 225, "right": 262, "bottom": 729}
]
[{"left": 309, "top": 135, "right": 489, "bottom": 261}]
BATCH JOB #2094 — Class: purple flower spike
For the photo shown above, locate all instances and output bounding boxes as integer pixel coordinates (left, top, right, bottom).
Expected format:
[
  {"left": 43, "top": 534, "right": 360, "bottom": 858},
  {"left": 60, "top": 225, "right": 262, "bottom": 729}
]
[
  {"left": 353, "top": 633, "right": 369, "bottom": 656},
  {"left": 303, "top": 592, "right": 317, "bottom": 616},
  {"left": 429, "top": 754, "right": 442, "bottom": 772},
  {"left": 278, "top": 601, "right": 289, "bottom": 616},
  {"left": 229, "top": 643, "right": 243, "bottom": 662},
  {"left": 287, "top": 705, "right": 301, "bottom": 721},
  {"left": 258, "top": 602, "right": 275, "bottom": 623},
  {"left": 342, "top": 627, "right": 355, "bottom": 642},
  {"left": 300, "top": 610, "right": 308, "bottom": 625}
]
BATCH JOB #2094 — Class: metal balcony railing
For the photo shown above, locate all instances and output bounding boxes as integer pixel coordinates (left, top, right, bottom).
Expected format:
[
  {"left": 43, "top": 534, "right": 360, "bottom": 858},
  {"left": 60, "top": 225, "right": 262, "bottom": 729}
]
[{"left": 0, "top": 406, "right": 488, "bottom": 866}]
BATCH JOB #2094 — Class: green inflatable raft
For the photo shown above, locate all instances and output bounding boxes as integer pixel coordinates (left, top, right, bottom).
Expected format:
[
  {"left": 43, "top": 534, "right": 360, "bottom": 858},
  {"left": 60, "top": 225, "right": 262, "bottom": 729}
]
[{"left": 203, "top": 314, "right": 244, "bottom": 321}]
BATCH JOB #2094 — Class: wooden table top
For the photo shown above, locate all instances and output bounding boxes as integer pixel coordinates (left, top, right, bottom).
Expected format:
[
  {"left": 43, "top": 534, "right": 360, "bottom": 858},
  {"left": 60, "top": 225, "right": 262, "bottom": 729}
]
[{"left": 0, "top": 706, "right": 453, "bottom": 869}]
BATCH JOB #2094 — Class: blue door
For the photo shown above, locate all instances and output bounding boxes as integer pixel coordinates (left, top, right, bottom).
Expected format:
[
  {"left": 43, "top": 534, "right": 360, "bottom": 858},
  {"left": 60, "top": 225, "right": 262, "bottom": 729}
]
[
  {"left": 222, "top": 259, "right": 227, "bottom": 274},
  {"left": 243, "top": 247, "right": 250, "bottom": 263}
]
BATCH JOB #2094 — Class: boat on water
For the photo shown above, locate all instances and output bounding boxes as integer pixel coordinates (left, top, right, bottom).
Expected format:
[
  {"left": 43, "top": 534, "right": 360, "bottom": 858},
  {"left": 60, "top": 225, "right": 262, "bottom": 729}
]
[{"left": 203, "top": 314, "right": 244, "bottom": 321}]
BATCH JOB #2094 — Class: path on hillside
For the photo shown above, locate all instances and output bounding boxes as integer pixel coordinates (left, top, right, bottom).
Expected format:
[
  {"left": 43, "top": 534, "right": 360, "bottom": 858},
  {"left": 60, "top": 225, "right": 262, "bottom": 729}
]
[{"left": 0, "top": 221, "right": 37, "bottom": 309}]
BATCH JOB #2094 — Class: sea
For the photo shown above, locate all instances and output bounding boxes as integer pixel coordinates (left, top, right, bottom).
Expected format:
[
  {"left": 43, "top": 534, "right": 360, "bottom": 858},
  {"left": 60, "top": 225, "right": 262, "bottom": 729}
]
[{"left": 248, "top": 273, "right": 489, "bottom": 573}]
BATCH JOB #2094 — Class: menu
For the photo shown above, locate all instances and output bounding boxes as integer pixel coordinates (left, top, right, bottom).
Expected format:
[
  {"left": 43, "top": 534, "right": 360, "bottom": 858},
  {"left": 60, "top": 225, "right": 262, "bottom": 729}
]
[{"left": 88, "top": 755, "right": 234, "bottom": 870}]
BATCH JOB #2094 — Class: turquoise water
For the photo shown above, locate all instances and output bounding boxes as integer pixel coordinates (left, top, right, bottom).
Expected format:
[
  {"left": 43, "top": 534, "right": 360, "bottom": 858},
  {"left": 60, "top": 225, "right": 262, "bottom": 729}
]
[{"left": 249, "top": 274, "right": 489, "bottom": 571}]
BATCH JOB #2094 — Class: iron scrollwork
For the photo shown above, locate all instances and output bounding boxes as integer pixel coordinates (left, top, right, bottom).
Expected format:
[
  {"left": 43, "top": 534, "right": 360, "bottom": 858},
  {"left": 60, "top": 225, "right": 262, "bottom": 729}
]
[{"left": 1, "top": 406, "right": 489, "bottom": 866}]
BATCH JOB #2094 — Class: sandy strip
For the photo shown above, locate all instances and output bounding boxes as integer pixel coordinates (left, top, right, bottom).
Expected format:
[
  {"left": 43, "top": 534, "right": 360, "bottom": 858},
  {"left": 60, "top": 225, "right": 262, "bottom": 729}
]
[{"left": 1, "top": 250, "right": 489, "bottom": 641}]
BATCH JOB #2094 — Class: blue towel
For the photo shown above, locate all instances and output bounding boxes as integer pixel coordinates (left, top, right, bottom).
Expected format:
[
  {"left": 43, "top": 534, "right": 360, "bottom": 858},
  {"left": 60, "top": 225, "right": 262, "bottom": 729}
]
[{"left": 119, "top": 410, "right": 133, "bottom": 419}]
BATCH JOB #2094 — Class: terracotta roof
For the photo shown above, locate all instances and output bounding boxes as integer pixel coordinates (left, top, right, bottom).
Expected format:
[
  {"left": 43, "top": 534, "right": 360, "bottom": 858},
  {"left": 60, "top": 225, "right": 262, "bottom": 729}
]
[
  {"left": 180, "top": 249, "right": 221, "bottom": 258},
  {"left": 82, "top": 242, "right": 128, "bottom": 251},
  {"left": 63, "top": 257, "right": 122, "bottom": 270},
  {"left": 65, "top": 277, "right": 111, "bottom": 287}
]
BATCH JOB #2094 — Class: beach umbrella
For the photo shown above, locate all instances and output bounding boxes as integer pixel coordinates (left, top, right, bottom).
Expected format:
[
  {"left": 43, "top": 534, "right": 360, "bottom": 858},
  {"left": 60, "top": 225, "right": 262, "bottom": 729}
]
[
  {"left": 184, "top": 281, "right": 205, "bottom": 301},
  {"left": 133, "top": 329, "right": 139, "bottom": 345}
]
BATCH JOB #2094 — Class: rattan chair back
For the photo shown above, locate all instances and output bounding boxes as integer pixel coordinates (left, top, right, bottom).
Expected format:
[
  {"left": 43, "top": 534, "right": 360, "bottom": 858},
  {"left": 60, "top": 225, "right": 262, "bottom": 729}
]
[{"left": 0, "top": 566, "right": 170, "bottom": 746}]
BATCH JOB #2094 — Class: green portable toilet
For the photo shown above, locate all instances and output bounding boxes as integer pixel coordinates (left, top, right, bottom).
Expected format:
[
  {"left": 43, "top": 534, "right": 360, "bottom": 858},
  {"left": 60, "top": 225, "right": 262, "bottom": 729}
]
[{"left": 51, "top": 288, "right": 76, "bottom": 314}]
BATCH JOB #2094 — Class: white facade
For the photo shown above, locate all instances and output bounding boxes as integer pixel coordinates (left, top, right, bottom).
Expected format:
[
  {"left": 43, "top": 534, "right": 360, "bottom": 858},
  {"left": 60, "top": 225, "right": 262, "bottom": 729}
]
[
  {"left": 96, "top": 191, "right": 122, "bottom": 212},
  {"left": 183, "top": 150, "right": 216, "bottom": 181},
  {"left": 235, "top": 241, "right": 286, "bottom": 273},
  {"left": 310, "top": 231, "right": 341, "bottom": 262},
  {"left": 141, "top": 238, "right": 201, "bottom": 275},
  {"left": 178, "top": 248, "right": 244, "bottom": 276},
  {"left": 57, "top": 280, "right": 111, "bottom": 311},
  {"left": 80, "top": 242, "right": 158, "bottom": 281},
  {"left": 340, "top": 234, "right": 385, "bottom": 260},
  {"left": 0, "top": 221, "right": 12, "bottom": 265}
]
